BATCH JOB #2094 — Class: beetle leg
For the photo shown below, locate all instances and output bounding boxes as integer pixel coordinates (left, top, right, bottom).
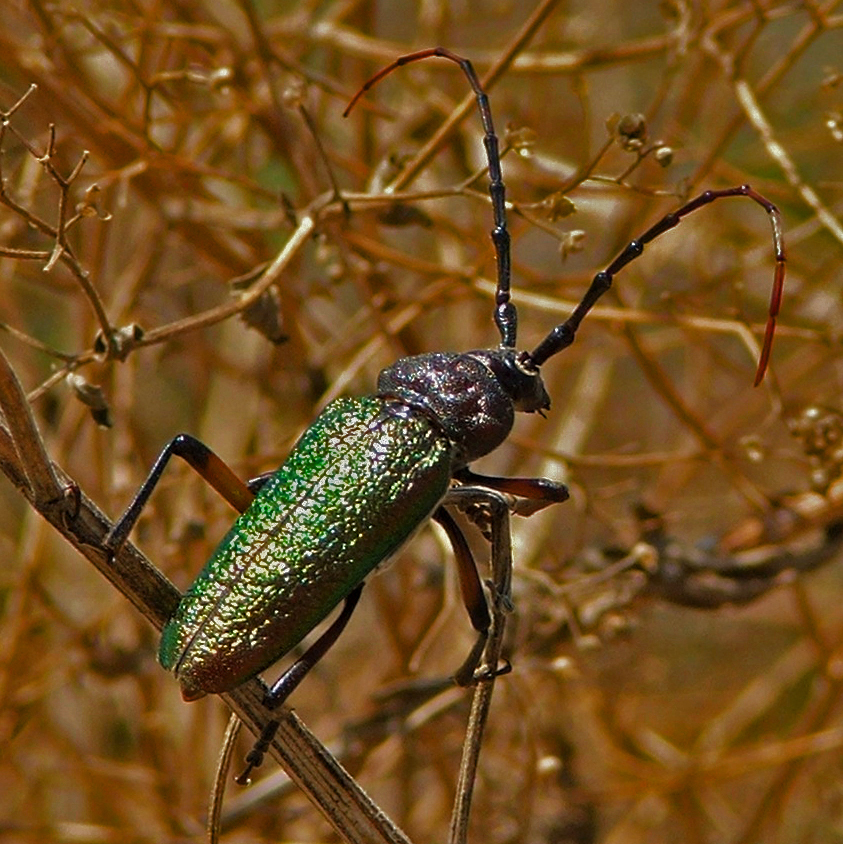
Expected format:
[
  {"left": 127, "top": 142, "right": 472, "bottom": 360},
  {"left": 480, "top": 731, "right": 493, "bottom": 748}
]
[
  {"left": 246, "top": 470, "right": 276, "bottom": 495},
  {"left": 432, "top": 506, "right": 493, "bottom": 686},
  {"left": 236, "top": 583, "right": 364, "bottom": 784},
  {"left": 104, "top": 434, "right": 255, "bottom": 555},
  {"left": 454, "top": 468, "right": 569, "bottom": 512},
  {"left": 263, "top": 583, "right": 365, "bottom": 707}
]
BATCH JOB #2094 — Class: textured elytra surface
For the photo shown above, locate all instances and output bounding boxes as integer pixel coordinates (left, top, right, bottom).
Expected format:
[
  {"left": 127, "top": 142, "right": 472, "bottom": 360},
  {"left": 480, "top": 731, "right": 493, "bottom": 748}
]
[{"left": 159, "top": 395, "right": 453, "bottom": 697}]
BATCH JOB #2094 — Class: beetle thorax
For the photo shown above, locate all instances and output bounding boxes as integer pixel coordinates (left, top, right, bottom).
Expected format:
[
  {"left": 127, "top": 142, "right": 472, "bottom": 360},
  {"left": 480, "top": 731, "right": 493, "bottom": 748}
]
[{"left": 377, "top": 350, "right": 549, "bottom": 465}]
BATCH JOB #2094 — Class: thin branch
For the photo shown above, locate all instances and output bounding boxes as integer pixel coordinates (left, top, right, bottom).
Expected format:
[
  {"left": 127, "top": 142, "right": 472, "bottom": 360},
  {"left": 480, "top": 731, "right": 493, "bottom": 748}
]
[
  {"left": 444, "top": 487, "right": 513, "bottom": 844},
  {"left": 701, "top": 33, "right": 843, "bottom": 247},
  {"left": 0, "top": 110, "right": 114, "bottom": 342},
  {"left": 0, "top": 346, "right": 411, "bottom": 844}
]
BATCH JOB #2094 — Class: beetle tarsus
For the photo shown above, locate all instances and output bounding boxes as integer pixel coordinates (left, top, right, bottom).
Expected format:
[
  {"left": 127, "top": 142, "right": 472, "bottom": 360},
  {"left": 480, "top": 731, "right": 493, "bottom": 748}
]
[
  {"left": 236, "top": 719, "right": 280, "bottom": 785},
  {"left": 453, "top": 630, "right": 489, "bottom": 687},
  {"left": 477, "top": 658, "right": 512, "bottom": 682}
]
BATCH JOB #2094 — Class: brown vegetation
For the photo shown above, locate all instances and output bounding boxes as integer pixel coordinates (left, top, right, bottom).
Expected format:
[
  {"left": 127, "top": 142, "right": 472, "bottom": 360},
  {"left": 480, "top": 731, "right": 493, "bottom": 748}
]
[{"left": 1, "top": 1, "right": 842, "bottom": 842}]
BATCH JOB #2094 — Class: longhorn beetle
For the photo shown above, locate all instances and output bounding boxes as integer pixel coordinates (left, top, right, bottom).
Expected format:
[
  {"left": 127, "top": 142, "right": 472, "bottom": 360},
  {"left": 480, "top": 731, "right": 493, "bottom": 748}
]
[{"left": 103, "top": 48, "right": 785, "bottom": 783}]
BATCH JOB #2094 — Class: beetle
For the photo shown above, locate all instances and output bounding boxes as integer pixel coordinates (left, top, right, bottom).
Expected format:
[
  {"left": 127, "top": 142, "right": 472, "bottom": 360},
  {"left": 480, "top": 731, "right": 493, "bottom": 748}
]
[{"left": 103, "top": 47, "right": 785, "bottom": 783}]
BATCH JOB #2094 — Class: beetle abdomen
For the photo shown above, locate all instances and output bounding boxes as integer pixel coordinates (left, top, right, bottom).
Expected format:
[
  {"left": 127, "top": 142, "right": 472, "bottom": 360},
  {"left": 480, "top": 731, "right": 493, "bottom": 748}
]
[{"left": 159, "top": 395, "right": 453, "bottom": 699}]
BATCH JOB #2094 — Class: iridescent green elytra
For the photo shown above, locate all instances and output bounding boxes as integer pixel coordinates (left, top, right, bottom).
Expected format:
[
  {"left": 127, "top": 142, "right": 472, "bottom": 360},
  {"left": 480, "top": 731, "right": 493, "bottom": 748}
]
[{"left": 159, "top": 395, "right": 453, "bottom": 700}]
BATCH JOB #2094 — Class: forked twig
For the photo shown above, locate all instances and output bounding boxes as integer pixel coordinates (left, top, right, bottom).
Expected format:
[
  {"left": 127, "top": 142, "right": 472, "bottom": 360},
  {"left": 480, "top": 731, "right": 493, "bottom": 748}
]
[{"left": 0, "top": 91, "right": 114, "bottom": 347}]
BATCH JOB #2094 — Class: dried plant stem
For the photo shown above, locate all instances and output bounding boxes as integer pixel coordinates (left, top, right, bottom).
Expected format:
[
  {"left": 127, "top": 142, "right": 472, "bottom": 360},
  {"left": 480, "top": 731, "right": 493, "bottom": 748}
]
[
  {"left": 441, "top": 486, "right": 514, "bottom": 844},
  {"left": 0, "top": 343, "right": 412, "bottom": 844}
]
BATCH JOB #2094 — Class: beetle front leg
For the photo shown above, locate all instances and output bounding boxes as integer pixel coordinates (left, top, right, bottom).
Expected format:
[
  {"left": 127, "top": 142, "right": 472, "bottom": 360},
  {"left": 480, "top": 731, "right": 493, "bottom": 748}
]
[
  {"left": 236, "top": 583, "right": 364, "bottom": 785},
  {"left": 454, "top": 468, "right": 569, "bottom": 515}
]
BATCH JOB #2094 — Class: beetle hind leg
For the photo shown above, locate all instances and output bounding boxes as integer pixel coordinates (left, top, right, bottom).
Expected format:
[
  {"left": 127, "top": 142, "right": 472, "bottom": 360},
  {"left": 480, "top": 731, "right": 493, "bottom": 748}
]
[{"left": 236, "top": 583, "right": 364, "bottom": 784}]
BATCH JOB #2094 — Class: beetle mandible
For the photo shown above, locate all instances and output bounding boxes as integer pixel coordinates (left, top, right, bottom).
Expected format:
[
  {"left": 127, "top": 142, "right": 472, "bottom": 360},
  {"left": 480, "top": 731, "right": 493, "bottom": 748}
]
[{"left": 104, "top": 47, "right": 785, "bottom": 783}]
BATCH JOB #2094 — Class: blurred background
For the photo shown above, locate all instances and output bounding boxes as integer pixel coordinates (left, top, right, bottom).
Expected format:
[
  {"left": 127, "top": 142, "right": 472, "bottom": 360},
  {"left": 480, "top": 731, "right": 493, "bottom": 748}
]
[{"left": 1, "top": 0, "right": 842, "bottom": 842}]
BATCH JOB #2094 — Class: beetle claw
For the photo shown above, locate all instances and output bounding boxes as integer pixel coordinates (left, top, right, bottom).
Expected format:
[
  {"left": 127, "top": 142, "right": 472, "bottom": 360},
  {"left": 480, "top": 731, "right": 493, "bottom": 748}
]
[
  {"left": 472, "top": 658, "right": 512, "bottom": 683},
  {"left": 236, "top": 718, "right": 280, "bottom": 785}
]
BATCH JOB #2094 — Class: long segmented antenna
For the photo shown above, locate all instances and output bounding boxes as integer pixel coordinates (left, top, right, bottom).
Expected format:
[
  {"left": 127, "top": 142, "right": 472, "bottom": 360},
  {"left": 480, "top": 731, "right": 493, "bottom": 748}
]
[
  {"left": 528, "top": 185, "right": 785, "bottom": 386},
  {"left": 345, "top": 47, "right": 516, "bottom": 348},
  {"left": 344, "top": 49, "right": 785, "bottom": 385}
]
